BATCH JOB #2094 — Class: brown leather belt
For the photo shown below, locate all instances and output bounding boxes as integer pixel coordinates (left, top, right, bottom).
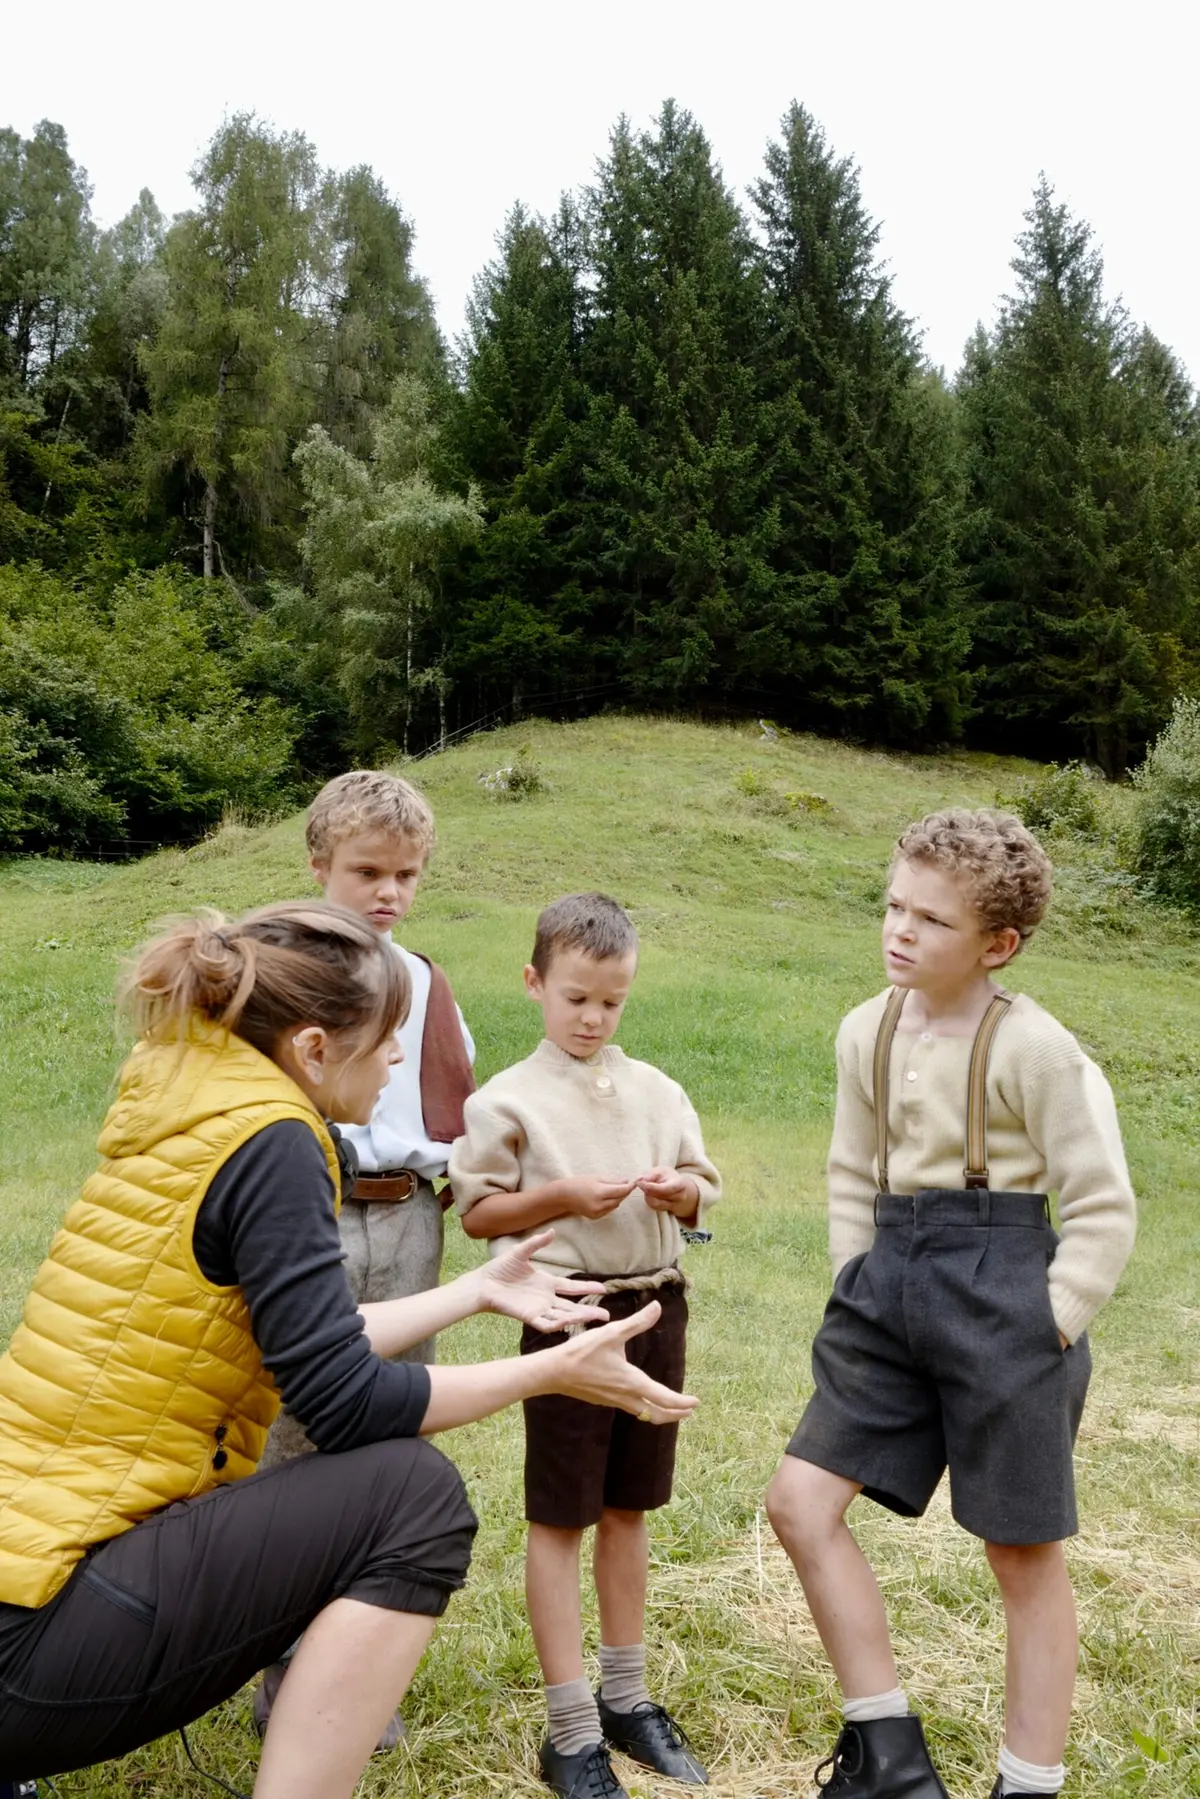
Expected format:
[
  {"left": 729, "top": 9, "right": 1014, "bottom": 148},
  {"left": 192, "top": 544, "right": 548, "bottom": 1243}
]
[
  {"left": 351, "top": 1170, "right": 456, "bottom": 1211},
  {"left": 352, "top": 1170, "right": 418, "bottom": 1203}
]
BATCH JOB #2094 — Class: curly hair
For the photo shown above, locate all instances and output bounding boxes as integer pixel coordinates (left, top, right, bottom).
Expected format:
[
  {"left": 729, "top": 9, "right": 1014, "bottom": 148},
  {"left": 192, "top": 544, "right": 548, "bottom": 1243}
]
[
  {"left": 893, "top": 809, "right": 1053, "bottom": 948},
  {"left": 306, "top": 770, "right": 435, "bottom": 866}
]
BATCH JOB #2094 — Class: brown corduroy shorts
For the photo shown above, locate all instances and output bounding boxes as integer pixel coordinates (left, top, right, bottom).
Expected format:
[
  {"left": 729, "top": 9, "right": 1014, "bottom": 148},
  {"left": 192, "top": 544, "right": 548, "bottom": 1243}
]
[{"left": 520, "top": 1283, "right": 688, "bottom": 1530}]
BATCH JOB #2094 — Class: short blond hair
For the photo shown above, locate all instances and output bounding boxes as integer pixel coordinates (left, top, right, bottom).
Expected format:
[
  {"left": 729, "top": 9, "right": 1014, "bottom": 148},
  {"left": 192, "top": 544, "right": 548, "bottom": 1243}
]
[
  {"left": 894, "top": 808, "right": 1052, "bottom": 947},
  {"left": 306, "top": 770, "right": 436, "bottom": 865}
]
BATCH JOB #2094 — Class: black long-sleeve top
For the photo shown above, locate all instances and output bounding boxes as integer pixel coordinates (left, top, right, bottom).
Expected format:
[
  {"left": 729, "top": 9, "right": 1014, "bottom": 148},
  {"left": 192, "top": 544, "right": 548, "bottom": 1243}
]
[{"left": 192, "top": 1120, "right": 431, "bottom": 1450}]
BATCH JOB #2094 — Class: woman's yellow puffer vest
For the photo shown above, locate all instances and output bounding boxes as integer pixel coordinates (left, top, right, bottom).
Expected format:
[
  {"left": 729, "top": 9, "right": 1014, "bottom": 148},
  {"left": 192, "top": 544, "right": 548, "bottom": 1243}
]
[{"left": 0, "top": 1017, "right": 341, "bottom": 1609}]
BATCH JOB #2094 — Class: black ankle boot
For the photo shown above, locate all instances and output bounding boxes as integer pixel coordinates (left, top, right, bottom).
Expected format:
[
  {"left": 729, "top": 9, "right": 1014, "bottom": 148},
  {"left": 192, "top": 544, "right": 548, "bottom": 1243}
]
[{"left": 814, "top": 1716, "right": 949, "bottom": 1797}]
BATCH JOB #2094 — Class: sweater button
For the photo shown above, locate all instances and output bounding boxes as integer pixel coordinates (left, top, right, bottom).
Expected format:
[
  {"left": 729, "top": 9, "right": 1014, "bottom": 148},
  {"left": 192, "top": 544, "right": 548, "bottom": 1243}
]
[
  {"left": 906, "top": 1071, "right": 918, "bottom": 1082},
  {"left": 596, "top": 1075, "right": 612, "bottom": 1090}
]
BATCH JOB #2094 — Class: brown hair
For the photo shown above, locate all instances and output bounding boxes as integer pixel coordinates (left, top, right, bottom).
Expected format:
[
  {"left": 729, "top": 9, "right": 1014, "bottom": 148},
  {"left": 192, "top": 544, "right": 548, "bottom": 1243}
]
[
  {"left": 531, "top": 892, "right": 638, "bottom": 975},
  {"left": 122, "top": 901, "right": 410, "bottom": 1061},
  {"left": 306, "top": 770, "right": 436, "bottom": 865},
  {"left": 893, "top": 809, "right": 1053, "bottom": 948}
]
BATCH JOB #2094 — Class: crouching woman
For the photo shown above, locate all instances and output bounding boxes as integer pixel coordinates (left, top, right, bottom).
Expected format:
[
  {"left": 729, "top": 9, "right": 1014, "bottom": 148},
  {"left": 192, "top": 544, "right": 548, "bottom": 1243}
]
[{"left": 0, "top": 903, "right": 692, "bottom": 1799}]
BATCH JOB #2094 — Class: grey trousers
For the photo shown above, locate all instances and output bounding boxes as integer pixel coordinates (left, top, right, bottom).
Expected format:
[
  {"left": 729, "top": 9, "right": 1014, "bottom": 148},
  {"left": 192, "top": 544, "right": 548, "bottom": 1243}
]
[{"left": 259, "top": 1180, "right": 445, "bottom": 1469}]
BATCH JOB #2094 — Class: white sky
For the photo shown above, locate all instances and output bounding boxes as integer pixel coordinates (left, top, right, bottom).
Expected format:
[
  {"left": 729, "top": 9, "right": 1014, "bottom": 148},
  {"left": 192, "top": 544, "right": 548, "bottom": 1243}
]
[{"left": 5, "top": 0, "right": 1198, "bottom": 382}]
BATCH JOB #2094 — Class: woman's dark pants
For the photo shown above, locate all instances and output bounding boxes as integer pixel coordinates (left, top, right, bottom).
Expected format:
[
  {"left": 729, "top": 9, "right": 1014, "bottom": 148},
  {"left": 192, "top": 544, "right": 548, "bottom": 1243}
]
[{"left": 0, "top": 1436, "right": 476, "bottom": 1779}]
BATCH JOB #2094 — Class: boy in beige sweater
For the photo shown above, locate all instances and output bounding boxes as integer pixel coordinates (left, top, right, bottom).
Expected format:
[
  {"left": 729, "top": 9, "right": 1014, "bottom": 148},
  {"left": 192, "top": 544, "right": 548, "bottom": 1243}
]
[
  {"left": 449, "top": 893, "right": 720, "bottom": 1799},
  {"left": 766, "top": 811, "right": 1137, "bottom": 1799}
]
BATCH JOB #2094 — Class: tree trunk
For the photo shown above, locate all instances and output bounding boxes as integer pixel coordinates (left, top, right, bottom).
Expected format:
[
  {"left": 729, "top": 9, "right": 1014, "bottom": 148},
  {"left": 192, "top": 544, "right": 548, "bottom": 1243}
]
[
  {"left": 403, "top": 603, "right": 412, "bottom": 758},
  {"left": 40, "top": 394, "right": 72, "bottom": 514},
  {"left": 203, "top": 482, "right": 219, "bottom": 581},
  {"left": 203, "top": 351, "right": 232, "bottom": 580}
]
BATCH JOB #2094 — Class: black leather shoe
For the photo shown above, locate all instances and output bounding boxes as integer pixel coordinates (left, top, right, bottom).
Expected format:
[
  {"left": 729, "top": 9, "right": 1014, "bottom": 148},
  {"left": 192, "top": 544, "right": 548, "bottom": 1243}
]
[
  {"left": 988, "top": 1784, "right": 1058, "bottom": 1798},
  {"left": 539, "top": 1738, "right": 631, "bottom": 1799},
  {"left": 814, "top": 1716, "right": 949, "bottom": 1797},
  {"left": 597, "top": 1695, "right": 708, "bottom": 1784}
]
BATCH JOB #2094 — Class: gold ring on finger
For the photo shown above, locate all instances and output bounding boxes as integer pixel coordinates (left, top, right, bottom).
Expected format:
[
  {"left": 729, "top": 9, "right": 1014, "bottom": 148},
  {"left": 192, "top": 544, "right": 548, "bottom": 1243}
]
[{"left": 637, "top": 1407, "right": 652, "bottom": 1423}]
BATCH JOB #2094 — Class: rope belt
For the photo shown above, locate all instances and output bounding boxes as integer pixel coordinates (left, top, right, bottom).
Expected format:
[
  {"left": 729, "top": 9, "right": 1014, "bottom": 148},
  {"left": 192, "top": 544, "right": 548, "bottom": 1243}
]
[{"left": 561, "top": 1264, "right": 689, "bottom": 1335}]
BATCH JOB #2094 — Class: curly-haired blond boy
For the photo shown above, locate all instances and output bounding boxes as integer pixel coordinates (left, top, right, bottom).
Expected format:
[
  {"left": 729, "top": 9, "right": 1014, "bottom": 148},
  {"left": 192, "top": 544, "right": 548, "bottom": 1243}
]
[{"left": 767, "top": 810, "right": 1136, "bottom": 1799}]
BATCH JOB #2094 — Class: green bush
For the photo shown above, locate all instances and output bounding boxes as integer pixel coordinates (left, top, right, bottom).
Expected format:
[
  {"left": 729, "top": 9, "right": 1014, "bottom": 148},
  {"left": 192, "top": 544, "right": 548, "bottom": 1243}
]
[
  {"left": 996, "top": 760, "right": 1102, "bottom": 838},
  {"left": 478, "top": 747, "right": 545, "bottom": 801},
  {"left": 1133, "top": 698, "right": 1200, "bottom": 911},
  {"left": 0, "top": 563, "right": 300, "bottom": 853}
]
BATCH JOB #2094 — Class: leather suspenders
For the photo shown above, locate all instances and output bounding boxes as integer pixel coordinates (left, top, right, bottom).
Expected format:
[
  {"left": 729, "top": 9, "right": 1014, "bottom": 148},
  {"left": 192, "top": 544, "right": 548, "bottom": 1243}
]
[{"left": 873, "top": 989, "right": 1013, "bottom": 1194}]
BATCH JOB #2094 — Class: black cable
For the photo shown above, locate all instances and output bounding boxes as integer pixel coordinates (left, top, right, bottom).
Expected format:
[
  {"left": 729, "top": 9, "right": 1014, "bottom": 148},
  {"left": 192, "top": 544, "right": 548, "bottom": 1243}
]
[{"left": 178, "top": 1727, "right": 252, "bottom": 1799}]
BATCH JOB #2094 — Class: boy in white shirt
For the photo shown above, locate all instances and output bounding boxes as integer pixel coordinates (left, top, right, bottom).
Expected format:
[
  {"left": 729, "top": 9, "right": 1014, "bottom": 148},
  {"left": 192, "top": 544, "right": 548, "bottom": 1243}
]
[
  {"left": 256, "top": 769, "right": 475, "bottom": 1739},
  {"left": 450, "top": 893, "right": 719, "bottom": 1799}
]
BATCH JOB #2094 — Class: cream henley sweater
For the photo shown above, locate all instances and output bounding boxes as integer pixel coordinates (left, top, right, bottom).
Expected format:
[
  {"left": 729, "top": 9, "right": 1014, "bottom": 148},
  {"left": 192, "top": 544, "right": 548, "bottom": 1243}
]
[
  {"left": 448, "top": 1040, "right": 721, "bottom": 1275},
  {"left": 829, "top": 988, "right": 1136, "bottom": 1343}
]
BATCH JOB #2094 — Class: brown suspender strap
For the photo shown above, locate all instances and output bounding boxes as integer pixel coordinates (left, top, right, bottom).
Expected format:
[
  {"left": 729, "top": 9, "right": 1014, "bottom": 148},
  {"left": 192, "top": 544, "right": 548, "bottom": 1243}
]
[
  {"left": 964, "top": 992, "right": 1013, "bottom": 1188},
  {"left": 872, "top": 986, "right": 909, "bottom": 1194},
  {"left": 871, "top": 986, "right": 1013, "bottom": 1194}
]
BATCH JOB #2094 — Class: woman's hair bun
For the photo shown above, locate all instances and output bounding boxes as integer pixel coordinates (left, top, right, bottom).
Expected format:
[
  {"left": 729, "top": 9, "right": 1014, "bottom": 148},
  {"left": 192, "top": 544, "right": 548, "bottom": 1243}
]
[{"left": 121, "top": 901, "right": 409, "bottom": 1063}]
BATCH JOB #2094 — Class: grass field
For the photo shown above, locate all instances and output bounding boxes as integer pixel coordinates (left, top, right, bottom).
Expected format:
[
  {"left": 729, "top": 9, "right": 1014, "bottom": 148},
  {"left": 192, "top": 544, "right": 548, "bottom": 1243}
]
[{"left": 1, "top": 716, "right": 1197, "bottom": 1799}]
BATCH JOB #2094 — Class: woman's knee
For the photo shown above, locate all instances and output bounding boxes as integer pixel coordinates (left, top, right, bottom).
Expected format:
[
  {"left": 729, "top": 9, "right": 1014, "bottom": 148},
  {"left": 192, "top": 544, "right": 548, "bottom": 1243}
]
[{"left": 357, "top": 1437, "right": 478, "bottom": 1581}]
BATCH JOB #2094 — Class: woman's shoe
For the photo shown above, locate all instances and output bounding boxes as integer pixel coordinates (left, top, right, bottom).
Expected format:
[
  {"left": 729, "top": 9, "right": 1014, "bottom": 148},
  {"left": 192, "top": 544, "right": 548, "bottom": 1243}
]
[{"left": 814, "top": 1716, "right": 950, "bottom": 1797}]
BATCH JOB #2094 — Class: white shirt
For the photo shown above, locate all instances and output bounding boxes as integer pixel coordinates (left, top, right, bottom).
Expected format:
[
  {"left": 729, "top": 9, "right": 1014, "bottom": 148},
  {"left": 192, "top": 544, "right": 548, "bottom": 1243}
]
[{"left": 341, "top": 944, "right": 475, "bottom": 1182}]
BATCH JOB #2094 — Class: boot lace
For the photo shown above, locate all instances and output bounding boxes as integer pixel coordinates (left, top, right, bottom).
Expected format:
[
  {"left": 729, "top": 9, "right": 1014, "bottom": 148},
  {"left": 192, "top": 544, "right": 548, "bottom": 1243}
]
[
  {"left": 628, "top": 1702, "right": 695, "bottom": 1752},
  {"left": 578, "top": 1744, "right": 625, "bottom": 1799},
  {"left": 815, "top": 1723, "right": 865, "bottom": 1793}
]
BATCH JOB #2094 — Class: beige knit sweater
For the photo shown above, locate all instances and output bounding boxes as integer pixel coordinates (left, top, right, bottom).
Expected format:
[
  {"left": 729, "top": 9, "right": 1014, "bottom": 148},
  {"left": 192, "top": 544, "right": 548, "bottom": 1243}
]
[
  {"left": 449, "top": 1040, "right": 721, "bottom": 1275},
  {"left": 829, "top": 988, "right": 1136, "bottom": 1343}
]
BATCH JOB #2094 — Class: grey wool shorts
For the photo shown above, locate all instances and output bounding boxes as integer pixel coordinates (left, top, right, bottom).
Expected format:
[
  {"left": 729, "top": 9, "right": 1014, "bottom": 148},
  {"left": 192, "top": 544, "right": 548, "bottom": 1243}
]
[{"left": 788, "top": 1190, "right": 1092, "bottom": 1545}]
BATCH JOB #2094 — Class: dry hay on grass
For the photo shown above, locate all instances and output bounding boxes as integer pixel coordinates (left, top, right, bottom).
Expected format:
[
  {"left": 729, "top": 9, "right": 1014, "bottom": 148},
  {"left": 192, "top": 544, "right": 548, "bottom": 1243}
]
[
  {"left": 1088, "top": 1383, "right": 1200, "bottom": 1457},
  {"left": 640, "top": 1469, "right": 1199, "bottom": 1799}
]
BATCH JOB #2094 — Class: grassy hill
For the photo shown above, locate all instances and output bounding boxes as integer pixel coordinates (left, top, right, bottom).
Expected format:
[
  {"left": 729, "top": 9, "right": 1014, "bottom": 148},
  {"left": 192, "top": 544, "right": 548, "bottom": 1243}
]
[{"left": 1, "top": 716, "right": 1196, "bottom": 1799}]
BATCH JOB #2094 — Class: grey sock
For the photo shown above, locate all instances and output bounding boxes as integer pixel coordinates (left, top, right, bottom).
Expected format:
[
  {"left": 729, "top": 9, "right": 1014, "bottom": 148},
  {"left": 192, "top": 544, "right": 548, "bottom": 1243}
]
[
  {"left": 546, "top": 1677, "right": 602, "bottom": 1756},
  {"left": 598, "top": 1642, "right": 652, "bottom": 1715}
]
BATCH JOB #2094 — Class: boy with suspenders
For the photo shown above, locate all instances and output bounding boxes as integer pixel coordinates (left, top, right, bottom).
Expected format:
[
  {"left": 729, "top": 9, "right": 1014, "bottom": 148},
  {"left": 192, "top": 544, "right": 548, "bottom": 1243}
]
[{"left": 767, "top": 811, "right": 1137, "bottom": 1799}]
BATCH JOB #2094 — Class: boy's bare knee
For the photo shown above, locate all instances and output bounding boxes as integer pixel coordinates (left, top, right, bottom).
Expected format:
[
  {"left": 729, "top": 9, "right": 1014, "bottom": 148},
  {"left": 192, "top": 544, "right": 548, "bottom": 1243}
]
[
  {"left": 528, "top": 1521, "right": 585, "bottom": 1553},
  {"left": 985, "top": 1538, "right": 1066, "bottom": 1590},
  {"left": 598, "top": 1506, "right": 644, "bottom": 1530},
  {"left": 766, "top": 1456, "right": 852, "bottom": 1558}
]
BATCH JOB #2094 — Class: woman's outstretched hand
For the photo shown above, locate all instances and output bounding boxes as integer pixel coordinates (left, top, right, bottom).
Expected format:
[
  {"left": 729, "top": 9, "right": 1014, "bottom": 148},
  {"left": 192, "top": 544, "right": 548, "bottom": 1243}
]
[
  {"left": 541, "top": 1300, "right": 698, "bottom": 1425},
  {"left": 471, "top": 1230, "right": 610, "bottom": 1334}
]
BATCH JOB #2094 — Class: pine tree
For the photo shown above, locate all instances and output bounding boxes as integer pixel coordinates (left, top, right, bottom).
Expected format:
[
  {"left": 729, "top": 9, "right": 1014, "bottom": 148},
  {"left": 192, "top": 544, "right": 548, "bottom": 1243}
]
[
  {"left": 449, "top": 200, "right": 599, "bottom": 710},
  {"left": 319, "top": 167, "right": 441, "bottom": 456},
  {"left": 0, "top": 121, "right": 94, "bottom": 394},
  {"left": 747, "top": 103, "right": 967, "bottom": 745},
  {"left": 577, "top": 102, "right": 772, "bottom": 695},
  {"left": 293, "top": 375, "right": 483, "bottom": 755},
  {"left": 136, "top": 116, "right": 329, "bottom": 581},
  {"left": 960, "top": 177, "right": 1200, "bottom": 773},
  {"left": 56, "top": 188, "right": 167, "bottom": 455}
]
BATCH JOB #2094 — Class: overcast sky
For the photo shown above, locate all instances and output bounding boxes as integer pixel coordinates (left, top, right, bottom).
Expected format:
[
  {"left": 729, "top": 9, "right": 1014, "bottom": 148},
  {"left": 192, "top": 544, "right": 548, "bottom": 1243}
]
[{"left": 6, "top": 0, "right": 1198, "bottom": 382}]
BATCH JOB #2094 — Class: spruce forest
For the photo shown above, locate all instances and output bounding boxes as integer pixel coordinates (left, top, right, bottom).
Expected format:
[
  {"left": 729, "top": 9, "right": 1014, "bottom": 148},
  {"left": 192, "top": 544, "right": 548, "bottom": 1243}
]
[{"left": 2, "top": 102, "right": 1199, "bottom": 855}]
